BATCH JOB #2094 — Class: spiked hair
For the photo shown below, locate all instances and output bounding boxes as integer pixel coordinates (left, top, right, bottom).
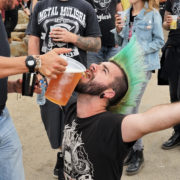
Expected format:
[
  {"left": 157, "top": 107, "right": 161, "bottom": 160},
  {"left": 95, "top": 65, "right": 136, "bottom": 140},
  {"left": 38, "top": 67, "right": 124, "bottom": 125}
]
[{"left": 109, "top": 36, "right": 147, "bottom": 114}]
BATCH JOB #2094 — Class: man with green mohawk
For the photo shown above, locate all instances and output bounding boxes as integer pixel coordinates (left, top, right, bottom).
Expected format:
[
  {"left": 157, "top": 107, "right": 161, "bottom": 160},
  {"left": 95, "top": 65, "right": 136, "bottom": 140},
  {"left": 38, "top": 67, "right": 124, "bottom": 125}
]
[{"left": 61, "top": 36, "right": 179, "bottom": 180}]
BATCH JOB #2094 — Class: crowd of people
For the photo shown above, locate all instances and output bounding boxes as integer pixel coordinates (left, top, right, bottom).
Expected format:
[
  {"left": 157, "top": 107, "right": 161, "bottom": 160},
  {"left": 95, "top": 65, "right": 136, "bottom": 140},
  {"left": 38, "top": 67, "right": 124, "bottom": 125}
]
[{"left": 1, "top": 0, "right": 180, "bottom": 179}]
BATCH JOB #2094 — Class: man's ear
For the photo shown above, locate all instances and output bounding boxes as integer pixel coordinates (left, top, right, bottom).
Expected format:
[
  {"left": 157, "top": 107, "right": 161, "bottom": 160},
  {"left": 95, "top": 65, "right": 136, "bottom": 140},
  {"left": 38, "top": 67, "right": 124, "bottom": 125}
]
[{"left": 103, "top": 88, "right": 115, "bottom": 99}]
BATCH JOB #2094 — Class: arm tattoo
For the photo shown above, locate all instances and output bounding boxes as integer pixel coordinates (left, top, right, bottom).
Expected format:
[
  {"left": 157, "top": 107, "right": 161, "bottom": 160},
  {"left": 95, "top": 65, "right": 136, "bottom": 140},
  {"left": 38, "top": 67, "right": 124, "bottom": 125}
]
[{"left": 75, "top": 36, "right": 101, "bottom": 52}]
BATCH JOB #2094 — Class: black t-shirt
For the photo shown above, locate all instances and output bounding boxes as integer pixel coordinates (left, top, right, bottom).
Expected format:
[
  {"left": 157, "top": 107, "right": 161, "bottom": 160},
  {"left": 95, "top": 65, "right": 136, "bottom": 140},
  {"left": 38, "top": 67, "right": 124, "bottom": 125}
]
[
  {"left": 62, "top": 102, "right": 134, "bottom": 180},
  {"left": 166, "top": 0, "right": 180, "bottom": 43},
  {"left": 0, "top": 14, "right": 10, "bottom": 111},
  {"left": 30, "top": 0, "right": 101, "bottom": 66},
  {"left": 86, "top": 0, "right": 120, "bottom": 47}
]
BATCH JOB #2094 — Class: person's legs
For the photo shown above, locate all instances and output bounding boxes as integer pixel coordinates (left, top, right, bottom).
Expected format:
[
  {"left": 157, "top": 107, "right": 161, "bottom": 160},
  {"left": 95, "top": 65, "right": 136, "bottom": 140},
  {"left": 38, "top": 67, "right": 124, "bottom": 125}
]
[
  {"left": 161, "top": 71, "right": 180, "bottom": 149},
  {"left": 57, "top": 151, "right": 64, "bottom": 180},
  {"left": 0, "top": 108, "right": 25, "bottom": 180},
  {"left": 174, "top": 124, "right": 180, "bottom": 132},
  {"left": 105, "top": 46, "right": 121, "bottom": 61},
  {"left": 87, "top": 46, "right": 121, "bottom": 67},
  {"left": 57, "top": 93, "right": 77, "bottom": 180},
  {"left": 173, "top": 67, "right": 180, "bottom": 118},
  {"left": 133, "top": 139, "right": 143, "bottom": 151},
  {"left": 40, "top": 100, "right": 64, "bottom": 178},
  {"left": 125, "top": 71, "right": 152, "bottom": 175},
  {"left": 87, "top": 47, "right": 105, "bottom": 68},
  {"left": 40, "top": 93, "right": 77, "bottom": 179},
  {"left": 40, "top": 100, "right": 63, "bottom": 149}
]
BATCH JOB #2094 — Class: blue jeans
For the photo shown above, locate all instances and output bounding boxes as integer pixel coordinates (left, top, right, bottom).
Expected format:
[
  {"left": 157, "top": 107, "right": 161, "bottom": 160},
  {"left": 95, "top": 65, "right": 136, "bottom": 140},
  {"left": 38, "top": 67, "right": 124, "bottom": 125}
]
[
  {"left": 132, "top": 71, "right": 152, "bottom": 151},
  {"left": 87, "top": 46, "right": 121, "bottom": 67},
  {"left": 0, "top": 108, "right": 25, "bottom": 180}
]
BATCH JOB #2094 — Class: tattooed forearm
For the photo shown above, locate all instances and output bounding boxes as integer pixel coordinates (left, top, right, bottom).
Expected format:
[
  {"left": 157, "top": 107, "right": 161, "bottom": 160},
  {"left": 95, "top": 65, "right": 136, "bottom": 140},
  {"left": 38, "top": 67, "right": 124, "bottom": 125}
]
[{"left": 75, "top": 36, "right": 101, "bottom": 52}]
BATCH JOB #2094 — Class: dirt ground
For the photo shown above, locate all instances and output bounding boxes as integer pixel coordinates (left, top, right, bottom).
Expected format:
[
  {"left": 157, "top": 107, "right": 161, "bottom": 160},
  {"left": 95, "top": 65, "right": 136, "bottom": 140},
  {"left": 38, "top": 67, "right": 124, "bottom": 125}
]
[{"left": 7, "top": 72, "right": 180, "bottom": 180}]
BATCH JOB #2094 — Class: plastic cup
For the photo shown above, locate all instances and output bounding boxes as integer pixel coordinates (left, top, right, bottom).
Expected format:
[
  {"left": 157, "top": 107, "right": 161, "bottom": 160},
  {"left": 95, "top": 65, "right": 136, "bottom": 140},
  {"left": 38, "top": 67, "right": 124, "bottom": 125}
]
[
  {"left": 45, "top": 57, "right": 86, "bottom": 106},
  {"left": 170, "top": 15, "right": 178, "bottom": 30},
  {"left": 117, "top": 11, "right": 127, "bottom": 27}
]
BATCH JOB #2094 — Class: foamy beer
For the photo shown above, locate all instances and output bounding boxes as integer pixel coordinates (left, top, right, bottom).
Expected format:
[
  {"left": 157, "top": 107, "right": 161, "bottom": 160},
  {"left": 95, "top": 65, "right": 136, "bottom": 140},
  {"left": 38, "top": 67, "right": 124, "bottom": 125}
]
[
  {"left": 45, "top": 56, "right": 86, "bottom": 106},
  {"left": 170, "top": 15, "right": 178, "bottom": 29}
]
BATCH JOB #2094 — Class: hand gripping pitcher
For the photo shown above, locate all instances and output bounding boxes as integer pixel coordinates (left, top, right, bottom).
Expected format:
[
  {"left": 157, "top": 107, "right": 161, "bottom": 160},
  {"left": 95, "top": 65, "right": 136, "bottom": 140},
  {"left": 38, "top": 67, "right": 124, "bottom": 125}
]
[{"left": 45, "top": 56, "right": 86, "bottom": 106}]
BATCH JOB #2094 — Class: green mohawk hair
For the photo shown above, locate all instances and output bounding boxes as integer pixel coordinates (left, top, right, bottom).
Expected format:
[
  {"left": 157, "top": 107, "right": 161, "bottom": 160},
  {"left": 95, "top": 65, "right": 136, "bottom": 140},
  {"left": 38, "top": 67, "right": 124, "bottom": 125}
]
[{"left": 109, "top": 35, "right": 147, "bottom": 114}]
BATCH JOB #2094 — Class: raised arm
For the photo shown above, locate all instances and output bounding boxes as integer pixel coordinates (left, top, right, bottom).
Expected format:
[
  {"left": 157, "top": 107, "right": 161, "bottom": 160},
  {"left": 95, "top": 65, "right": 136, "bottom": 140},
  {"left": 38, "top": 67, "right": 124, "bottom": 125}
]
[{"left": 122, "top": 102, "right": 180, "bottom": 142}]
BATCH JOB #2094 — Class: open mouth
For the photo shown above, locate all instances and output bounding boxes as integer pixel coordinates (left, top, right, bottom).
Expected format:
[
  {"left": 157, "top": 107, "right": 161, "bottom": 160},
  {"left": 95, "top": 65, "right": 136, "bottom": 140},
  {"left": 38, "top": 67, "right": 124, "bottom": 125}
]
[
  {"left": 82, "top": 68, "right": 95, "bottom": 80},
  {"left": 84, "top": 69, "right": 95, "bottom": 80}
]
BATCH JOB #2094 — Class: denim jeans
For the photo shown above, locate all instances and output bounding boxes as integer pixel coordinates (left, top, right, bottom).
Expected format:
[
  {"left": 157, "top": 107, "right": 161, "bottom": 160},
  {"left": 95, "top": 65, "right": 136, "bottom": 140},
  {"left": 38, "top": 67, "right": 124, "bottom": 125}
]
[
  {"left": 87, "top": 46, "right": 121, "bottom": 67},
  {"left": 132, "top": 71, "right": 152, "bottom": 151},
  {"left": 0, "top": 108, "right": 25, "bottom": 180}
]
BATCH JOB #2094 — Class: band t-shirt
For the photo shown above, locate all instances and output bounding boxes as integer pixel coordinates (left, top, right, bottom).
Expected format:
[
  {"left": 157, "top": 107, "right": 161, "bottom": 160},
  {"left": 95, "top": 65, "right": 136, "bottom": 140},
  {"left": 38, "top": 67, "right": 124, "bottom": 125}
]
[
  {"left": 0, "top": 14, "right": 10, "bottom": 113},
  {"left": 166, "top": 0, "right": 180, "bottom": 41},
  {"left": 30, "top": 0, "right": 101, "bottom": 66},
  {"left": 62, "top": 102, "right": 134, "bottom": 180},
  {"left": 86, "top": 0, "right": 120, "bottom": 47}
]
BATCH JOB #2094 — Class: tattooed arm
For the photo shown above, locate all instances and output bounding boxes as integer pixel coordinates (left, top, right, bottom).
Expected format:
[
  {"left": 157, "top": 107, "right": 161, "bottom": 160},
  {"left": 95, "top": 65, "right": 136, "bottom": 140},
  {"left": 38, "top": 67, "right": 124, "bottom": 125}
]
[
  {"left": 49, "top": 27, "right": 101, "bottom": 52},
  {"left": 75, "top": 36, "right": 101, "bottom": 52}
]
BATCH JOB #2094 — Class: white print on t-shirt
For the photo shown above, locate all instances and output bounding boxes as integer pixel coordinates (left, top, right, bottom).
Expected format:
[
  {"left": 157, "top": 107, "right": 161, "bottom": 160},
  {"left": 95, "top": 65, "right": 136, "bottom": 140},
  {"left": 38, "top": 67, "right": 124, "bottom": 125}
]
[
  {"left": 60, "top": 7, "right": 86, "bottom": 27},
  {"left": 38, "top": 6, "right": 86, "bottom": 57},
  {"left": 91, "top": 0, "right": 112, "bottom": 22},
  {"left": 97, "top": 13, "right": 111, "bottom": 22},
  {"left": 38, "top": 6, "right": 86, "bottom": 27},
  {"left": 172, "top": 0, "right": 180, "bottom": 16},
  {"left": 62, "top": 120, "right": 94, "bottom": 180},
  {"left": 38, "top": 7, "right": 58, "bottom": 23},
  {"left": 40, "top": 17, "right": 80, "bottom": 56},
  {"left": 93, "top": 0, "right": 111, "bottom": 10}
]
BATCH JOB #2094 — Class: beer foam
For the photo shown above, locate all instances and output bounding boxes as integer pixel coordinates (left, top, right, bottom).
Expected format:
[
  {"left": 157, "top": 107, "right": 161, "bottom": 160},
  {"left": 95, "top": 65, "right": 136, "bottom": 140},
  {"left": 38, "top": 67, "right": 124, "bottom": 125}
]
[
  {"left": 60, "top": 55, "right": 86, "bottom": 73},
  {"left": 65, "top": 67, "right": 84, "bottom": 73},
  {"left": 65, "top": 59, "right": 86, "bottom": 73}
]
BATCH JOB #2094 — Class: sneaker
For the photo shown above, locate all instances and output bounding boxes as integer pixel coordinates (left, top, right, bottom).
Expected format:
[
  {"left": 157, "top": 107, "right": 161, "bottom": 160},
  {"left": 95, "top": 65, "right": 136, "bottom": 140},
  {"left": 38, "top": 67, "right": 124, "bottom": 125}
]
[
  {"left": 161, "top": 131, "right": 180, "bottom": 150},
  {"left": 125, "top": 150, "right": 144, "bottom": 175},
  {"left": 53, "top": 152, "right": 65, "bottom": 180}
]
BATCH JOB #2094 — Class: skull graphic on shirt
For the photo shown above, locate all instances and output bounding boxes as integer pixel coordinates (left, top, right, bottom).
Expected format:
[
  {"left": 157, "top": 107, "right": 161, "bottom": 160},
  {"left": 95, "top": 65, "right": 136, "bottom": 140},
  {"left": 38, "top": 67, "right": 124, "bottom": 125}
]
[{"left": 93, "top": 0, "right": 111, "bottom": 10}]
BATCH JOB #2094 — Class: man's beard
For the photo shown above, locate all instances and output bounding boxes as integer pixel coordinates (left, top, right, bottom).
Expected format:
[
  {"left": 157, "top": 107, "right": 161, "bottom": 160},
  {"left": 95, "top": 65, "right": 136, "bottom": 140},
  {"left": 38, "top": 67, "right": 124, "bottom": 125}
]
[{"left": 75, "top": 80, "right": 109, "bottom": 96}]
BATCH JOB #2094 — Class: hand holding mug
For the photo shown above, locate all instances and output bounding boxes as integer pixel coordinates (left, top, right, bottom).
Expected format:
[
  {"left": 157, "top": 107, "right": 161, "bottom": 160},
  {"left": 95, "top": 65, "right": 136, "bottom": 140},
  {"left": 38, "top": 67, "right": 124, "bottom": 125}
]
[
  {"left": 166, "top": 15, "right": 173, "bottom": 27},
  {"left": 49, "top": 27, "right": 77, "bottom": 44}
]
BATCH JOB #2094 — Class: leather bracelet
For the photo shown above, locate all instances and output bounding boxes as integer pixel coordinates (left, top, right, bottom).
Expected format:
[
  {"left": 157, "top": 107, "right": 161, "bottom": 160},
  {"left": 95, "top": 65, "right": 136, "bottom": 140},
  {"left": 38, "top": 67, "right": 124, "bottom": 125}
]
[{"left": 34, "top": 55, "right": 41, "bottom": 72}]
